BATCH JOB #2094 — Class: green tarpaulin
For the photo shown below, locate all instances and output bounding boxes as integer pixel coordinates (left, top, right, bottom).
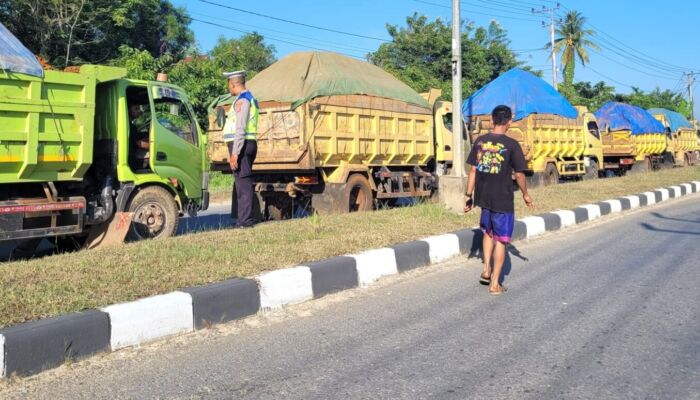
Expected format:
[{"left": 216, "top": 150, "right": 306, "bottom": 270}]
[{"left": 209, "top": 51, "right": 429, "bottom": 112}]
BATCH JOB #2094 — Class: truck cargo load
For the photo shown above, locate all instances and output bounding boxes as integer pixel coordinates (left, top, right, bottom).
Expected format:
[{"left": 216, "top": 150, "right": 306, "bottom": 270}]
[
  {"left": 648, "top": 108, "right": 699, "bottom": 166},
  {"left": 464, "top": 68, "right": 599, "bottom": 185},
  {"left": 0, "top": 22, "right": 43, "bottom": 77},
  {"left": 594, "top": 102, "right": 667, "bottom": 172},
  {"left": 208, "top": 52, "right": 454, "bottom": 217}
]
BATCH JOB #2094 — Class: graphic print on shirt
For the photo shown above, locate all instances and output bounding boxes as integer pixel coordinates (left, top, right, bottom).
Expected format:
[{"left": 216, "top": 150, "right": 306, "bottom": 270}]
[{"left": 475, "top": 141, "right": 508, "bottom": 174}]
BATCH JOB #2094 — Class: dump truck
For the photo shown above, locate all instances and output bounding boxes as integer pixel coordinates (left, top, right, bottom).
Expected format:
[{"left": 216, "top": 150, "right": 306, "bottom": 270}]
[
  {"left": 0, "top": 64, "right": 209, "bottom": 248},
  {"left": 594, "top": 102, "right": 669, "bottom": 173},
  {"left": 208, "top": 52, "right": 454, "bottom": 218},
  {"left": 463, "top": 68, "right": 607, "bottom": 185},
  {"left": 466, "top": 108, "right": 601, "bottom": 185},
  {"left": 648, "top": 108, "right": 699, "bottom": 166}
]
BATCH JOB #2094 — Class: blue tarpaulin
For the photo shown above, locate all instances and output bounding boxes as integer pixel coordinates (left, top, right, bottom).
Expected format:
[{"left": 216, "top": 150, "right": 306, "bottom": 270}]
[
  {"left": 647, "top": 108, "right": 693, "bottom": 132},
  {"left": 0, "top": 22, "right": 43, "bottom": 77},
  {"left": 594, "top": 102, "right": 665, "bottom": 135},
  {"left": 461, "top": 68, "right": 578, "bottom": 122}
]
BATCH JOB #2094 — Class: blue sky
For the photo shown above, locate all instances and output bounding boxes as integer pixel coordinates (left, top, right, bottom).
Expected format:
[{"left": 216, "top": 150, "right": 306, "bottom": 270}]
[{"left": 175, "top": 0, "right": 699, "bottom": 116}]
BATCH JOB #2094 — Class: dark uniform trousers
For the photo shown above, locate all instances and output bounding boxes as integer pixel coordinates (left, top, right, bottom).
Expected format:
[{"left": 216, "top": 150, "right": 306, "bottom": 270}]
[{"left": 229, "top": 139, "right": 258, "bottom": 227}]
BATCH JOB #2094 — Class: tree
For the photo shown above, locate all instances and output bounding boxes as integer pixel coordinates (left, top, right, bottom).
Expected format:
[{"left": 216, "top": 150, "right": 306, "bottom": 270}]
[
  {"left": 549, "top": 10, "right": 599, "bottom": 92},
  {"left": 210, "top": 34, "right": 276, "bottom": 75},
  {"left": 566, "top": 81, "right": 616, "bottom": 111},
  {"left": 111, "top": 33, "right": 276, "bottom": 128},
  {"left": 369, "top": 14, "right": 522, "bottom": 99},
  {"left": 615, "top": 87, "right": 691, "bottom": 117},
  {"left": 0, "top": 0, "right": 193, "bottom": 67}
]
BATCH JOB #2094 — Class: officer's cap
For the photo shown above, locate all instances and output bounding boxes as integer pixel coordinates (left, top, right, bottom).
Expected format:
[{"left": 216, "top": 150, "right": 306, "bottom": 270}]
[{"left": 223, "top": 70, "right": 246, "bottom": 80}]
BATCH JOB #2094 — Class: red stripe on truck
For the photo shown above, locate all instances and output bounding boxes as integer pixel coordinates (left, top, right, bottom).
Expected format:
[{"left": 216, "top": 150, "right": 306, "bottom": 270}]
[{"left": 0, "top": 201, "right": 85, "bottom": 214}]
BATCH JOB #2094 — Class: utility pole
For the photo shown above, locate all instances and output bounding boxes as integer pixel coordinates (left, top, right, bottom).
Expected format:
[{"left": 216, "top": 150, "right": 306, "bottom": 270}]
[
  {"left": 686, "top": 71, "right": 695, "bottom": 121},
  {"left": 439, "top": 0, "right": 467, "bottom": 213},
  {"left": 451, "top": 0, "right": 465, "bottom": 177},
  {"left": 533, "top": 3, "right": 560, "bottom": 90}
]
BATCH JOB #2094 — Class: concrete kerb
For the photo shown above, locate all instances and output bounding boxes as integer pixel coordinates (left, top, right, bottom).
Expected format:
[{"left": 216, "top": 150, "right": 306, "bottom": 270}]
[
  {"left": 0, "top": 310, "right": 110, "bottom": 377},
  {"left": 183, "top": 278, "right": 260, "bottom": 330},
  {"left": 102, "top": 292, "right": 193, "bottom": 351},
  {"left": 2, "top": 180, "right": 699, "bottom": 379}
]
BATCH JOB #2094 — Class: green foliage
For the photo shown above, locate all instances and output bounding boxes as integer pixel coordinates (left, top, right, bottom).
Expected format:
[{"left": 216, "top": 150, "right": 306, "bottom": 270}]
[
  {"left": 368, "top": 14, "right": 522, "bottom": 99},
  {"left": 0, "top": 0, "right": 193, "bottom": 67},
  {"left": 110, "top": 33, "right": 276, "bottom": 128},
  {"left": 615, "top": 87, "right": 691, "bottom": 117},
  {"left": 563, "top": 81, "right": 690, "bottom": 117}
]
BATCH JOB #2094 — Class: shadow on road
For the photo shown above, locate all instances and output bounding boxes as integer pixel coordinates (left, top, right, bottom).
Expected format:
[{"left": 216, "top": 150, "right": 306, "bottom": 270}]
[
  {"left": 640, "top": 222, "right": 700, "bottom": 236},
  {"left": 467, "top": 228, "right": 528, "bottom": 285},
  {"left": 650, "top": 211, "right": 700, "bottom": 224}
]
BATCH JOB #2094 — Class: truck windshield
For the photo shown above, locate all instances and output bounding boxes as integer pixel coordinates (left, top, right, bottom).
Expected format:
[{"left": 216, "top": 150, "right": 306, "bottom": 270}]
[{"left": 154, "top": 99, "right": 198, "bottom": 146}]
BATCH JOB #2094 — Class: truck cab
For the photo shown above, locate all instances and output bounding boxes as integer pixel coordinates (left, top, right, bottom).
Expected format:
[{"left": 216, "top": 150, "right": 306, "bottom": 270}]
[
  {"left": 96, "top": 78, "right": 210, "bottom": 240},
  {"left": 577, "top": 106, "right": 604, "bottom": 178}
]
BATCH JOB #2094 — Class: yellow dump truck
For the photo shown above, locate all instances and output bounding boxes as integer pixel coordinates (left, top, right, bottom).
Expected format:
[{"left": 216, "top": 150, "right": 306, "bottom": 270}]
[
  {"left": 208, "top": 52, "right": 454, "bottom": 218},
  {"left": 466, "top": 108, "right": 601, "bottom": 185},
  {"left": 649, "top": 108, "right": 699, "bottom": 166}
]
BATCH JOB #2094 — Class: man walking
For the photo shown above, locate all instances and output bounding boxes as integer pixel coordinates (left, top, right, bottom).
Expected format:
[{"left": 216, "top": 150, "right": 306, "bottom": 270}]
[
  {"left": 222, "top": 70, "right": 259, "bottom": 228},
  {"left": 465, "top": 105, "right": 533, "bottom": 295}
]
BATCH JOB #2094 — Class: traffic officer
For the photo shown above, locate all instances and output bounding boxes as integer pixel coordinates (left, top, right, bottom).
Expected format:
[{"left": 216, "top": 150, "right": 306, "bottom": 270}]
[{"left": 222, "top": 70, "right": 259, "bottom": 227}]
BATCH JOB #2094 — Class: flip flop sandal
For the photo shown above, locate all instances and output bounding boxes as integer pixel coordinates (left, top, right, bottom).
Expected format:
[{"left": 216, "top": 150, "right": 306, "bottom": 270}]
[
  {"left": 489, "top": 286, "right": 507, "bottom": 296},
  {"left": 479, "top": 274, "right": 491, "bottom": 285}
]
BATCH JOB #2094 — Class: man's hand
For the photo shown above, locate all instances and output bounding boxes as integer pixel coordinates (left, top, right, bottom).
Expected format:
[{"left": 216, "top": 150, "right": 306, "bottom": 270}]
[
  {"left": 464, "top": 196, "right": 474, "bottom": 213},
  {"left": 229, "top": 154, "right": 239, "bottom": 171},
  {"left": 523, "top": 193, "right": 534, "bottom": 209}
]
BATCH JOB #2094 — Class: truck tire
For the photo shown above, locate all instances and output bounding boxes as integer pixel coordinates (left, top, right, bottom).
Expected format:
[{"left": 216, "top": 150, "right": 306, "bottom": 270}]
[
  {"left": 544, "top": 163, "right": 559, "bottom": 186},
  {"left": 127, "top": 186, "right": 179, "bottom": 241},
  {"left": 264, "top": 193, "right": 293, "bottom": 220},
  {"left": 344, "top": 174, "right": 373, "bottom": 212},
  {"left": 583, "top": 159, "right": 599, "bottom": 180},
  {"left": 526, "top": 172, "right": 544, "bottom": 188}
]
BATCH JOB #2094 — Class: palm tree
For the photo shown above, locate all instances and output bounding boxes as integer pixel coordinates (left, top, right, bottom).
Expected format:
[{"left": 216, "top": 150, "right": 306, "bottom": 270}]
[{"left": 548, "top": 10, "right": 599, "bottom": 89}]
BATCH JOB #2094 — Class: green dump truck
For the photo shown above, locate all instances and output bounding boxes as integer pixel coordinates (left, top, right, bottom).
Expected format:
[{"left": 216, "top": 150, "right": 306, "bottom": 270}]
[{"left": 0, "top": 65, "right": 209, "bottom": 247}]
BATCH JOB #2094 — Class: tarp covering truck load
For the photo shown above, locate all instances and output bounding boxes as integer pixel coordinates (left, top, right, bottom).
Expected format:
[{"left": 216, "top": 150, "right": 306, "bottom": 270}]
[
  {"left": 464, "top": 69, "right": 679, "bottom": 184},
  {"left": 648, "top": 108, "right": 699, "bottom": 167},
  {"left": 0, "top": 24, "right": 209, "bottom": 250},
  {"left": 594, "top": 101, "right": 668, "bottom": 172},
  {"left": 464, "top": 68, "right": 603, "bottom": 185},
  {"left": 208, "top": 51, "right": 455, "bottom": 218}
]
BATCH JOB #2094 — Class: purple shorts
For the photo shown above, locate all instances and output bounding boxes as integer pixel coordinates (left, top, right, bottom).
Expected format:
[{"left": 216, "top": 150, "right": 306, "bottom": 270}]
[{"left": 480, "top": 208, "right": 515, "bottom": 244}]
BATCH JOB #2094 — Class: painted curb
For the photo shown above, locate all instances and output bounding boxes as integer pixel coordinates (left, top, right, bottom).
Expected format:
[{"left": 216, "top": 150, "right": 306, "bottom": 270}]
[
  {"left": 183, "top": 278, "right": 260, "bottom": 330},
  {"left": 390, "top": 241, "right": 431, "bottom": 272},
  {"left": 352, "top": 248, "right": 398, "bottom": 288},
  {"left": 257, "top": 266, "right": 313, "bottom": 310},
  {"left": 2, "top": 180, "right": 699, "bottom": 379},
  {"left": 0, "top": 311, "right": 110, "bottom": 377},
  {"left": 308, "top": 257, "right": 359, "bottom": 298},
  {"left": 420, "top": 234, "right": 461, "bottom": 263},
  {"left": 102, "top": 292, "right": 193, "bottom": 350}
]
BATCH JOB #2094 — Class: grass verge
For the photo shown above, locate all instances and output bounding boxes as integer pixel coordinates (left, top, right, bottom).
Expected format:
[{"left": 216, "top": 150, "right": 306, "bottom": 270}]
[
  {"left": 0, "top": 166, "right": 698, "bottom": 328},
  {"left": 209, "top": 171, "right": 233, "bottom": 203}
]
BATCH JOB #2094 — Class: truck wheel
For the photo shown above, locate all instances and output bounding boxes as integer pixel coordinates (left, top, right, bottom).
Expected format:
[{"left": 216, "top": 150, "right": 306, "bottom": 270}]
[
  {"left": 264, "top": 194, "right": 293, "bottom": 220},
  {"left": 583, "top": 159, "right": 599, "bottom": 180},
  {"left": 344, "top": 174, "right": 373, "bottom": 212},
  {"left": 544, "top": 163, "right": 559, "bottom": 186},
  {"left": 127, "top": 186, "right": 179, "bottom": 241},
  {"left": 526, "top": 172, "right": 544, "bottom": 188}
]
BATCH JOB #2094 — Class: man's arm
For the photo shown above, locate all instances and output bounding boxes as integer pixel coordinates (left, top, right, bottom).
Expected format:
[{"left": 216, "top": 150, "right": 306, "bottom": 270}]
[
  {"left": 464, "top": 165, "right": 477, "bottom": 212},
  {"left": 229, "top": 98, "right": 251, "bottom": 169},
  {"left": 515, "top": 172, "right": 534, "bottom": 208}
]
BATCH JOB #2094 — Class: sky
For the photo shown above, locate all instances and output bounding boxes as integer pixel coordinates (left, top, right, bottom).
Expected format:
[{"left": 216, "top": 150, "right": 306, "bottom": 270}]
[{"left": 174, "top": 0, "right": 699, "bottom": 117}]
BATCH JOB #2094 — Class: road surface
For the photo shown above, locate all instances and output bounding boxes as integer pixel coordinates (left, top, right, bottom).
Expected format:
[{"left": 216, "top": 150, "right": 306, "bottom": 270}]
[{"left": 1, "top": 195, "right": 699, "bottom": 399}]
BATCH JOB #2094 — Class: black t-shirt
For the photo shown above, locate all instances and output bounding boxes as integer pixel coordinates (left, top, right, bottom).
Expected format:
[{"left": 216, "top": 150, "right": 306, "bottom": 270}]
[{"left": 466, "top": 133, "right": 527, "bottom": 213}]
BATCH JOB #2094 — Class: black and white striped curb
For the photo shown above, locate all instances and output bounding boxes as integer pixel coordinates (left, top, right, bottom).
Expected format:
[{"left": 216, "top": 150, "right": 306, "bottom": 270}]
[{"left": 1, "top": 181, "right": 699, "bottom": 378}]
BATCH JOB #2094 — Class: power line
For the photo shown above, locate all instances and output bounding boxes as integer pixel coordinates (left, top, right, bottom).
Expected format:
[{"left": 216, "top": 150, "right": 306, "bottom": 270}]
[
  {"left": 585, "top": 65, "right": 633, "bottom": 89},
  {"left": 414, "top": 0, "right": 540, "bottom": 22},
  {"left": 191, "top": 18, "right": 367, "bottom": 60},
  {"left": 199, "top": 0, "right": 388, "bottom": 42},
  {"left": 190, "top": 12, "right": 376, "bottom": 53},
  {"left": 590, "top": 48, "right": 678, "bottom": 81}
]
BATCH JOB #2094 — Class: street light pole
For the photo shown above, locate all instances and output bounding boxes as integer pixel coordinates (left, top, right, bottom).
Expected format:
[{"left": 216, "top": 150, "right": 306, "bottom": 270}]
[{"left": 533, "top": 4, "right": 561, "bottom": 90}]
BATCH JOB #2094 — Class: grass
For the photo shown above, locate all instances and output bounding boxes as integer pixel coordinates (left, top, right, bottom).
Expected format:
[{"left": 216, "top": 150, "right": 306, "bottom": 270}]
[
  {"left": 208, "top": 171, "right": 233, "bottom": 203},
  {"left": 0, "top": 166, "right": 698, "bottom": 328}
]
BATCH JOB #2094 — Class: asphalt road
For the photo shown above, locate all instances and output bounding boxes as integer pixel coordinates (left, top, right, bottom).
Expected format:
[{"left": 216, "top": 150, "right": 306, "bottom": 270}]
[{"left": 2, "top": 195, "right": 699, "bottom": 400}]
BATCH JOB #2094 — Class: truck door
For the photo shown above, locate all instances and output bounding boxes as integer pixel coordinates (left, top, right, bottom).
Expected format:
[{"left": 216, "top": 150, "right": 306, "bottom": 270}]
[{"left": 148, "top": 84, "right": 203, "bottom": 199}]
